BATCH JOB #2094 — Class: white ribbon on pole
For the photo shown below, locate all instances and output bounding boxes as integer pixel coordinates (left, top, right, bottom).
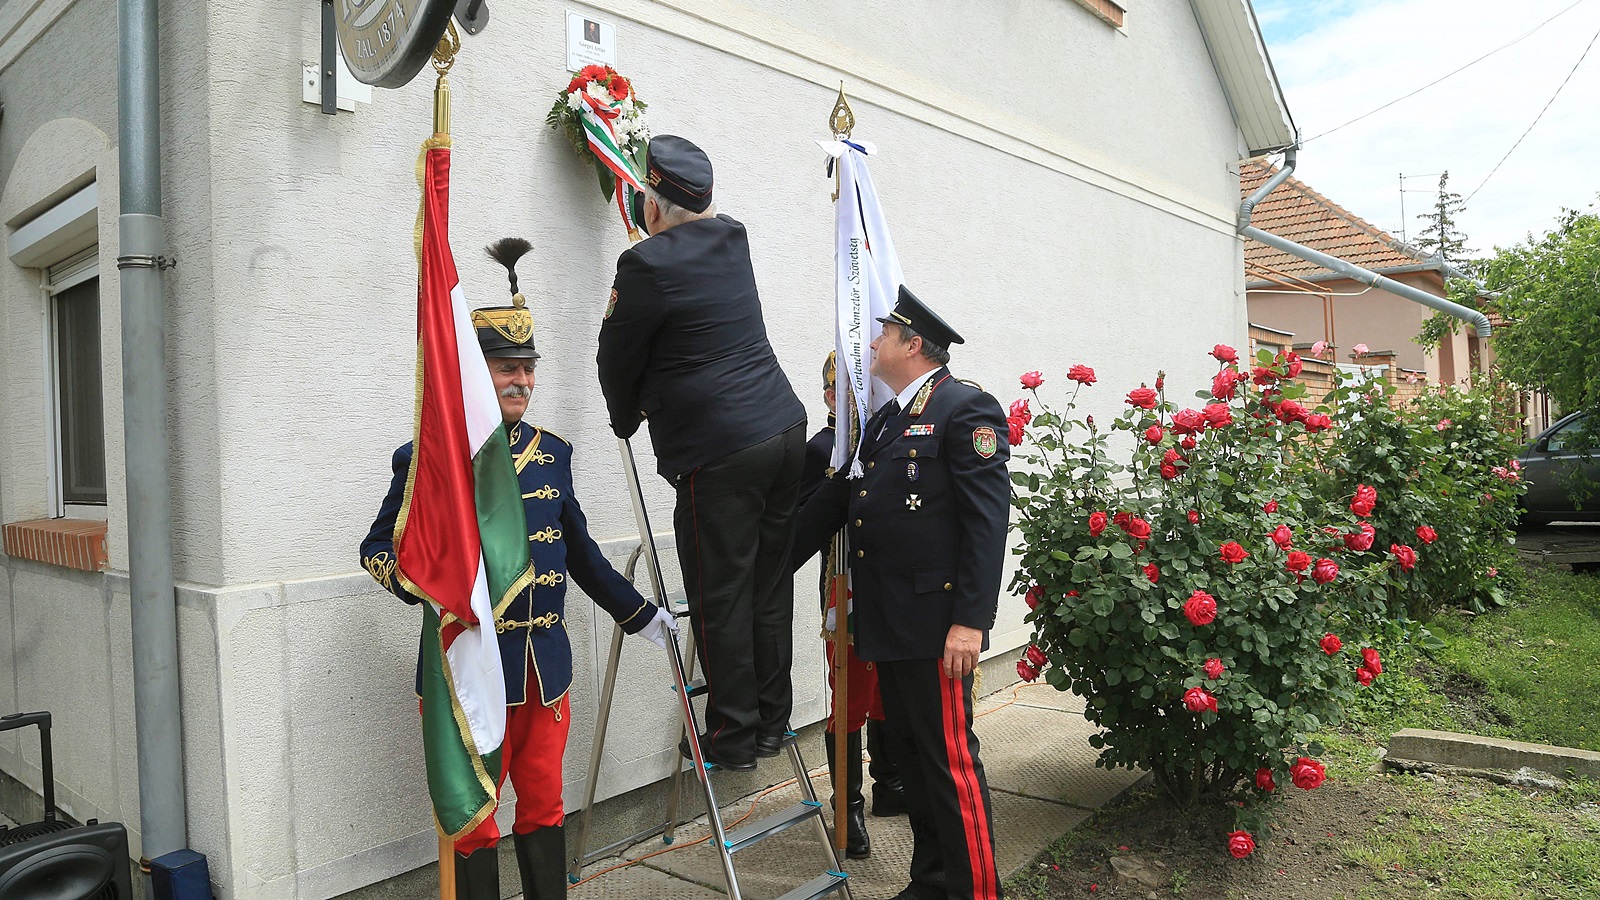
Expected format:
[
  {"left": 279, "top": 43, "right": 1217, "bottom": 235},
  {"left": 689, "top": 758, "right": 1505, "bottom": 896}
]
[{"left": 818, "top": 139, "right": 902, "bottom": 477}]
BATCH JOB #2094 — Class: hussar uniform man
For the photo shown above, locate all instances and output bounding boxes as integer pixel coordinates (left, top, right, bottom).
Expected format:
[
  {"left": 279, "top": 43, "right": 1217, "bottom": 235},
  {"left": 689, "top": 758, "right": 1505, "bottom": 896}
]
[
  {"left": 795, "top": 287, "right": 1009, "bottom": 900},
  {"left": 361, "top": 239, "right": 674, "bottom": 900}
]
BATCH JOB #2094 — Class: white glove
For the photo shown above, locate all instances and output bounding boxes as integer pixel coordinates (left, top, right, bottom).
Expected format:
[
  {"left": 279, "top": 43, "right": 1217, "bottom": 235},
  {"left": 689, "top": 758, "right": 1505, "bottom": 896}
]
[{"left": 634, "top": 606, "right": 678, "bottom": 650}]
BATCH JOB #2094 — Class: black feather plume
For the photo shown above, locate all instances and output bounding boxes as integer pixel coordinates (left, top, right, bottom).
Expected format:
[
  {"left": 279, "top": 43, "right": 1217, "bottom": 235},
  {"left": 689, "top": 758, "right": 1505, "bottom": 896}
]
[{"left": 485, "top": 237, "right": 533, "bottom": 296}]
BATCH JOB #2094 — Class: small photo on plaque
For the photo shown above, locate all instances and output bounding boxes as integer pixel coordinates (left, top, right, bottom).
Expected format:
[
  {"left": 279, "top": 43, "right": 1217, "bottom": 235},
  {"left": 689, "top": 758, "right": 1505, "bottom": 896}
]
[{"left": 566, "top": 11, "right": 617, "bottom": 71}]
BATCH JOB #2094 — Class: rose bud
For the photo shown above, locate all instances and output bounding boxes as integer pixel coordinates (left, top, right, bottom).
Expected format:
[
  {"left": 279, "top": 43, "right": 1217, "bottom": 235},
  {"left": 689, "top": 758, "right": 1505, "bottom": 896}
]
[
  {"left": 1181, "top": 435, "right": 1198, "bottom": 451},
  {"left": 1262, "top": 499, "right": 1279, "bottom": 514},
  {"left": 1144, "top": 563, "right": 1159, "bottom": 583},
  {"left": 1187, "top": 509, "right": 1200, "bottom": 524},
  {"left": 1024, "top": 584, "right": 1044, "bottom": 610}
]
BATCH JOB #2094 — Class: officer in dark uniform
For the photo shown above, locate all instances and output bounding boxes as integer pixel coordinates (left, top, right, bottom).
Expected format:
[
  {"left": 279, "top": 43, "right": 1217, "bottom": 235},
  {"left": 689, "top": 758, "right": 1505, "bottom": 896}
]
[
  {"left": 362, "top": 239, "right": 675, "bottom": 900},
  {"left": 802, "top": 353, "right": 906, "bottom": 860},
  {"left": 598, "top": 135, "right": 807, "bottom": 770},
  {"left": 795, "top": 287, "right": 1009, "bottom": 900}
]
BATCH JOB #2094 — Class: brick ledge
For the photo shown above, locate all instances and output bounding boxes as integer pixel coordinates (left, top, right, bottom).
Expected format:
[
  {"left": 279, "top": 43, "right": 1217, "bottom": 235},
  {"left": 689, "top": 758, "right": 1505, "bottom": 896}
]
[{"left": 2, "top": 518, "right": 107, "bottom": 572}]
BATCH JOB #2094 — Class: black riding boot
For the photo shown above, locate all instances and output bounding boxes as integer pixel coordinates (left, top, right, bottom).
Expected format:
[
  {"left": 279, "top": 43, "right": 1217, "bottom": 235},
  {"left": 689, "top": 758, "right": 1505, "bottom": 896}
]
[
  {"left": 513, "top": 825, "right": 567, "bottom": 900},
  {"left": 454, "top": 846, "right": 499, "bottom": 900},
  {"left": 824, "top": 729, "right": 871, "bottom": 859},
  {"left": 867, "top": 718, "right": 906, "bottom": 817}
]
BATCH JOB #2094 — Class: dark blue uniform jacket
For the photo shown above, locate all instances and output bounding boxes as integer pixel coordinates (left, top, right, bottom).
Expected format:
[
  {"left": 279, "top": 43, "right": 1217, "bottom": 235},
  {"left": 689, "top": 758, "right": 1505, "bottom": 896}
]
[
  {"left": 794, "top": 370, "right": 1011, "bottom": 662},
  {"left": 361, "top": 424, "right": 652, "bottom": 708},
  {"left": 597, "top": 214, "right": 805, "bottom": 479}
]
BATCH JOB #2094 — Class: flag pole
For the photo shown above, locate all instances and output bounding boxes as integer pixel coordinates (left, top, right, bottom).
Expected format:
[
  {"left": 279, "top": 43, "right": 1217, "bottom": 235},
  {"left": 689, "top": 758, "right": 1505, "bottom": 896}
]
[
  {"left": 826, "top": 82, "right": 857, "bottom": 854},
  {"left": 430, "top": 24, "right": 460, "bottom": 900}
]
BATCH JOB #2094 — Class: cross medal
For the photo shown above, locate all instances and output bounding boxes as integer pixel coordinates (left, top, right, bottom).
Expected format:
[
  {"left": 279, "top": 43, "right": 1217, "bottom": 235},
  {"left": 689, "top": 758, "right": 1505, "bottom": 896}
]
[{"left": 906, "top": 494, "right": 922, "bottom": 510}]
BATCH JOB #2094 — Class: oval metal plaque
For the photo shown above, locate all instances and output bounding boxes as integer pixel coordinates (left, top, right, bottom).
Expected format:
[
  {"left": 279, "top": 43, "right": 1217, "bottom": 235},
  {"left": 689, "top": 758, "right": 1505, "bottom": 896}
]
[{"left": 336, "top": 0, "right": 456, "bottom": 89}]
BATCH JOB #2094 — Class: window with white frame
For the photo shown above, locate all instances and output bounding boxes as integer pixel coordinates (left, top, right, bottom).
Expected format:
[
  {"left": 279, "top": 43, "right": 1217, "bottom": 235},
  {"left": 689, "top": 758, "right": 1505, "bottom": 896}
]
[{"left": 45, "top": 249, "right": 107, "bottom": 516}]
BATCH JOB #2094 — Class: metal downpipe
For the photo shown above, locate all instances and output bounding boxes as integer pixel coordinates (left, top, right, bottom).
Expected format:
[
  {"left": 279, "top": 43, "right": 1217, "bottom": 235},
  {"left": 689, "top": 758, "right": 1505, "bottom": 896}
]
[
  {"left": 118, "top": 0, "right": 188, "bottom": 864},
  {"left": 1238, "top": 149, "right": 1491, "bottom": 339}
]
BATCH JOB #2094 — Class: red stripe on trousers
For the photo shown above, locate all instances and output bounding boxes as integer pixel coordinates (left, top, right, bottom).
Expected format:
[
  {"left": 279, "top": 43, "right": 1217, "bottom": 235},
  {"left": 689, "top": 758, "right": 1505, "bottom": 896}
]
[
  {"left": 939, "top": 663, "right": 997, "bottom": 900},
  {"left": 455, "top": 694, "right": 571, "bottom": 853}
]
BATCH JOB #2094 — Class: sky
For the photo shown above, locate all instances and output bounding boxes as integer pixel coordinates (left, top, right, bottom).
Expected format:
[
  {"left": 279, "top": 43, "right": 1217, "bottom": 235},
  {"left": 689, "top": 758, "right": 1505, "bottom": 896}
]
[{"left": 1252, "top": 0, "right": 1600, "bottom": 254}]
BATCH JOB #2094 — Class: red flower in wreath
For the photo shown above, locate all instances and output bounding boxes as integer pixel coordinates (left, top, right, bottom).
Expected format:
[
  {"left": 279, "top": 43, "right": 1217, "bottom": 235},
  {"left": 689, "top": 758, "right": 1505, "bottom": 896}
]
[{"left": 608, "top": 74, "right": 632, "bottom": 99}]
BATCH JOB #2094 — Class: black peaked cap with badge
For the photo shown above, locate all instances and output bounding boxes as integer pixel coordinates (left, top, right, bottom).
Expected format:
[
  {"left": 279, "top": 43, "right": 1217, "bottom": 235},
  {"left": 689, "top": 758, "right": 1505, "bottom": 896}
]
[
  {"left": 474, "top": 237, "right": 541, "bottom": 359},
  {"left": 878, "top": 285, "right": 964, "bottom": 349}
]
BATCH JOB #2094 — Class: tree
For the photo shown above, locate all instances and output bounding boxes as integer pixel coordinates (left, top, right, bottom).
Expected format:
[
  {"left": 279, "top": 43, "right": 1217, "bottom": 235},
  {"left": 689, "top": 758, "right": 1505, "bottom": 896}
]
[
  {"left": 1413, "top": 171, "right": 1473, "bottom": 267},
  {"left": 1483, "top": 207, "right": 1600, "bottom": 417}
]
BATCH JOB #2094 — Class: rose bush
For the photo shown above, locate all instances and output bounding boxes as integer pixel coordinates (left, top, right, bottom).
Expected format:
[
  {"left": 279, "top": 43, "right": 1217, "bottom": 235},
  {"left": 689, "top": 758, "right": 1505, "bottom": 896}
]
[{"left": 1009, "top": 349, "right": 1413, "bottom": 846}]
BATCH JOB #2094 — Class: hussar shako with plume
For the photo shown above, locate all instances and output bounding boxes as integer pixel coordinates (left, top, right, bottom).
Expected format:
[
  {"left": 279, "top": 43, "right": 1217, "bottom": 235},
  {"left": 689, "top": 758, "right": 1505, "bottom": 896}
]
[{"left": 473, "top": 237, "right": 540, "bottom": 358}]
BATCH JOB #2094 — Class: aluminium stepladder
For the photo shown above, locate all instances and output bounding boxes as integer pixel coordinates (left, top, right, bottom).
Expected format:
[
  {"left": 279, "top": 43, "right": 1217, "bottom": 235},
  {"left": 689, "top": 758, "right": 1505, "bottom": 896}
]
[{"left": 566, "top": 438, "right": 853, "bottom": 900}]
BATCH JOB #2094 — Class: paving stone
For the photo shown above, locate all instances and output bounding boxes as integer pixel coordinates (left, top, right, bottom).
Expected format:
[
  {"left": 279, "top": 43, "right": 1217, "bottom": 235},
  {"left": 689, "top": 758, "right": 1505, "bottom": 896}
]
[
  {"left": 567, "top": 860, "right": 727, "bottom": 899},
  {"left": 973, "top": 701, "right": 1143, "bottom": 808}
]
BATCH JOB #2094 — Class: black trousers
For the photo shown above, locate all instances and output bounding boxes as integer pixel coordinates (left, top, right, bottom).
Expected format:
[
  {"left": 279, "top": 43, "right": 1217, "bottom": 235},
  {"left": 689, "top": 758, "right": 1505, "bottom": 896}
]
[
  {"left": 877, "top": 659, "right": 1002, "bottom": 900},
  {"left": 673, "top": 423, "right": 805, "bottom": 760}
]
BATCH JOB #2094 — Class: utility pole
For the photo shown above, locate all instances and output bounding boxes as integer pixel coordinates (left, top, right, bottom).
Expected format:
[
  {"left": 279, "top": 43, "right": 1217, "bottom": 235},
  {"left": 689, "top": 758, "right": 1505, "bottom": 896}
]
[{"left": 1397, "top": 172, "right": 1441, "bottom": 245}]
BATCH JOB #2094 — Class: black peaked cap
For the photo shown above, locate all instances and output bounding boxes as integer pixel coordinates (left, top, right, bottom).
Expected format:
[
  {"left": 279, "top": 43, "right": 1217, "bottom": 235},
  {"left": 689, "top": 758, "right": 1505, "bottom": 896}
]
[
  {"left": 645, "top": 135, "right": 714, "bottom": 213},
  {"left": 877, "top": 285, "right": 964, "bottom": 348}
]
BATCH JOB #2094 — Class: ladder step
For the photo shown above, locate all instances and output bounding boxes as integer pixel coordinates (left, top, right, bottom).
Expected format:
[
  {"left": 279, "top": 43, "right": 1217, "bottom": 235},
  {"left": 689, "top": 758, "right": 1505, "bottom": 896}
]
[
  {"left": 674, "top": 678, "right": 710, "bottom": 698},
  {"left": 722, "top": 801, "right": 822, "bottom": 854},
  {"left": 772, "top": 871, "right": 850, "bottom": 900}
]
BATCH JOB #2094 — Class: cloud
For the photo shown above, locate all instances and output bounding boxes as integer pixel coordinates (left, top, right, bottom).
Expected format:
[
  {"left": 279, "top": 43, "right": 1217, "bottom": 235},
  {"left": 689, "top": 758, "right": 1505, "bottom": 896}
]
[{"left": 1255, "top": 0, "right": 1600, "bottom": 253}]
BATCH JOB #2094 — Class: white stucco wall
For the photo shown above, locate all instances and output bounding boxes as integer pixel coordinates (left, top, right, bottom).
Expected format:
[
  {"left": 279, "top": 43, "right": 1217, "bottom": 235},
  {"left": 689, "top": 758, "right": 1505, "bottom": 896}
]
[{"left": 0, "top": 0, "right": 1257, "bottom": 896}]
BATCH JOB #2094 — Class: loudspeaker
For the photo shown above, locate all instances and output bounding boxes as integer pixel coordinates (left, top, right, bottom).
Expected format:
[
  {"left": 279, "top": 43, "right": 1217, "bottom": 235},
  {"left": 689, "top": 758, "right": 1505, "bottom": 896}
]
[{"left": 0, "top": 821, "right": 132, "bottom": 900}]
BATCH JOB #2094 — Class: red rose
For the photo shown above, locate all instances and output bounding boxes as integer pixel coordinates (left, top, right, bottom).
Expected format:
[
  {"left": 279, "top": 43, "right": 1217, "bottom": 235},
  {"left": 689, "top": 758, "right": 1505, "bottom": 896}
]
[
  {"left": 1025, "top": 644, "right": 1048, "bottom": 668},
  {"left": 1008, "top": 398, "right": 1032, "bottom": 426},
  {"left": 1356, "top": 667, "right": 1375, "bottom": 686},
  {"left": 1187, "top": 509, "right": 1200, "bottom": 524},
  {"left": 1390, "top": 543, "right": 1417, "bottom": 571},
  {"left": 1008, "top": 418, "right": 1025, "bottom": 446},
  {"left": 1219, "top": 541, "right": 1249, "bottom": 564},
  {"left": 1182, "top": 686, "right": 1218, "bottom": 713},
  {"left": 1289, "top": 757, "right": 1326, "bottom": 790},
  {"left": 1067, "top": 590, "right": 1080, "bottom": 597},
  {"left": 1304, "top": 413, "right": 1333, "bottom": 433},
  {"left": 1211, "top": 344, "right": 1239, "bottom": 363},
  {"left": 1350, "top": 484, "right": 1377, "bottom": 517},
  {"left": 1172, "top": 408, "right": 1205, "bottom": 435},
  {"left": 1276, "top": 399, "right": 1307, "bottom": 424},
  {"left": 1122, "top": 517, "right": 1153, "bottom": 540},
  {"left": 1361, "top": 648, "right": 1382, "bottom": 674},
  {"left": 1203, "top": 658, "right": 1225, "bottom": 679},
  {"left": 1113, "top": 511, "right": 1131, "bottom": 528},
  {"left": 1227, "top": 830, "right": 1255, "bottom": 859},
  {"left": 1263, "top": 499, "right": 1279, "bottom": 514},
  {"left": 1144, "top": 424, "right": 1164, "bottom": 444},
  {"left": 1270, "top": 525, "right": 1293, "bottom": 550},
  {"left": 1183, "top": 590, "right": 1217, "bottom": 626},
  {"left": 1126, "top": 387, "right": 1158, "bottom": 409},
  {"left": 1025, "top": 584, "right": 1044, "bottom": 610},
  {"left": 608, "top": 75, "right": 632, "bottom": 99},
  {"left": 1017, "top": 659, "right": 1040, "bottom": 682},
  {"left": 1280, "top": 350, "right": 1303, "bottom": 378},
  {"left": 1144, "top": 563, "right": 1160, "bottom": 583},
  {"left": 1251, "top": 366, "right": 1277, "bottom": 386},
  {"left": 1155, "top": 374, "right": 1165, "bottom": 391},
  {"left": 1286, "top": 550, "right": 1312, "bottom": 573},
  {"left": 1212, "top": 368, "right": 1243, "bottom": 400},
  {"left": 1064, "top": 365, "right": 1095, "bottom": 385},
  {"left": 1203, "top": 403, "right": 1233, "bottom": 429},
  {"left": 1089, "top": 511, "right": 1108, "bottom": 537},
  {"left": 1255, "top": 768, "right": 1276, "bottom": 791},
  {"left": 1160, "top": 462, "right": 1179, "bottom": 480},
  {"left": 1344, "top": 523, "right": 1376, "bottom": 552},
  {"left": 1181, "top": 435, "right": 1198, "bottom": 451},
  {"left": 1312, "top": 558, "right": 1339, "bottom": 584},
  {"left": 1320, "top": 633, "right": 1342, "bottom": 655},
  {"left": 1416, "top": 525, "right": 1438, "bottom": 545},
  {"left": 1021, "top": 370, "right": 1046, "bottom": 389}
]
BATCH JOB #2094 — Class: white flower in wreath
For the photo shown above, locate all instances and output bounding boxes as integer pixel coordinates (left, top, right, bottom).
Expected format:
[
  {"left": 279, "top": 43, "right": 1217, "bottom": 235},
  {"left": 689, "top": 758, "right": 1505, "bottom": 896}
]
[
  {"left": 565, "top": 90, "right": 585, "bottom": 111},
  {"left": 585, "top": 82, "right": 612, "bottom": 102}
]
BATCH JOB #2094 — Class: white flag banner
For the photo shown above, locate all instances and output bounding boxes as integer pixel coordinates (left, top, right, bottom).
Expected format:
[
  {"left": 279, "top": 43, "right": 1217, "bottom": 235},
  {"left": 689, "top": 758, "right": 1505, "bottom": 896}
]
[{"left": 818, "top": 139, "right": 903, "bottom": 477}]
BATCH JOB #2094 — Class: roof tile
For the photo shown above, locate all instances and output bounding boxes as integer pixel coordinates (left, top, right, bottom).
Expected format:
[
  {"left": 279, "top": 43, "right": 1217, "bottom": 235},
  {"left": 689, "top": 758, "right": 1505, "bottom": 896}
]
[{"left": 1241, "top": 161, "right": 1428, "bottom": 281}]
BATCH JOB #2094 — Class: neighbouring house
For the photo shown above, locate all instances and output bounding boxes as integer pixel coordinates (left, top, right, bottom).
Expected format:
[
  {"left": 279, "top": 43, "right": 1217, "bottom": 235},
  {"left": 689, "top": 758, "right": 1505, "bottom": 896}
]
[
  {"left": 0, "top": 1, "right": 1294, "bottom": 895},
  {"left": 1241, "top": 161, "right": 1489, "bottom": 385}
]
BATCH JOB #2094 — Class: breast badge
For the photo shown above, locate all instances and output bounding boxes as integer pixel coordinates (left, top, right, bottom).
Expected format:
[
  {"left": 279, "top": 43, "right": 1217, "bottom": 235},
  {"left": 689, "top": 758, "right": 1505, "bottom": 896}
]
[
  {"left": 906, "top": 494, "right": 922, "bottom": 510},
  {"left": 973, "top": 426, "right": 998, "bottom": 459},
  {"left": 906, "top": 461, "right": 920, "bottom": 481}
]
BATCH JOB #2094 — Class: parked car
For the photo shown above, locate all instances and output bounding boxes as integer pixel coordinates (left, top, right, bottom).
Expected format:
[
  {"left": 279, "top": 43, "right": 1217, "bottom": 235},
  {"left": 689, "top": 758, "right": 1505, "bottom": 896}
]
[{"left": 1516, "top": 412, "right": 1600, "bottom": 525}]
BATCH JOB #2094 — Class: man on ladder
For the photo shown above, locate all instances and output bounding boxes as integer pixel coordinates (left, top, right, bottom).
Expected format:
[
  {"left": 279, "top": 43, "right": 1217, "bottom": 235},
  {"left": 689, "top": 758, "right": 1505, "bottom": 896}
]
[
  {"left": 598, "top": 135, "right": 808, "bottom": 771},
  {"left": 795, "top": 288, "right": 1010, "bottom": 900},
  {"left": 361, "top": 240, "right": 675, "bottom": 900}
]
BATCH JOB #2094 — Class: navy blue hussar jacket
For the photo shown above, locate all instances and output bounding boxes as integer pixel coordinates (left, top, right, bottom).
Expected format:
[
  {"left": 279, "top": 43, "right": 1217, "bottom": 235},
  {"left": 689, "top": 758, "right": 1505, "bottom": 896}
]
[
  {"left": 361, "top": 424, "right": 653, "bottom": 708},
  {"left": 597, "top": 214, "right": 806, "bottom": 480},
  {"left": 793, "top": 369, "right": 1011, "bottom": 662}
]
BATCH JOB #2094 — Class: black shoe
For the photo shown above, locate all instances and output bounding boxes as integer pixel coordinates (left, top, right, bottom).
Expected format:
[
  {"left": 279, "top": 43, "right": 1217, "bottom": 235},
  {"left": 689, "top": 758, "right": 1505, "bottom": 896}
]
[
  {"left": 871, "top": 781, "right": 907, "bottom": 817},
  {"left": 755, "top": 733, "right": 786, "bottom": 757},
  {"left": 884, "top": 885, "right": 942, "bottom": 900},
  {"left": 845, "top": 799, "right": 871, "bottom": 859},
  {"left": 680, "top": 733, "right": 757, "bottom": 771},
  {"left": 512, "top": 825, "right": 565, "bottom": 900},
  {"left": 454, "top": 846, "right": 499, "bottom": 900}
]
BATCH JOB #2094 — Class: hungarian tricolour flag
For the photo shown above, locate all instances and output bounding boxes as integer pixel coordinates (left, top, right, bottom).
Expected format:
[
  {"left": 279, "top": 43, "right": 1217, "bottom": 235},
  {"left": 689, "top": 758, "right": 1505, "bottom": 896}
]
[{"left": 393, "top": 139, "right": 533, "bottom": 839}]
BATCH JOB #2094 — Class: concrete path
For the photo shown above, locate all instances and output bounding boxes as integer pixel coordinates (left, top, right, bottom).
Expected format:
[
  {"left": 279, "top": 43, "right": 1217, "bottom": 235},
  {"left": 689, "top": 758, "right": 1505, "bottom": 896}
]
[{"left": 563, "top": 679, "right": 1143, "bottom": 900}]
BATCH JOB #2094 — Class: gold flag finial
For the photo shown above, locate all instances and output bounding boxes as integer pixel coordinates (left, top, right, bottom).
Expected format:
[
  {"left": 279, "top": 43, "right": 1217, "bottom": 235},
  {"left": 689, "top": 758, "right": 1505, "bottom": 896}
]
[
  {"left": 829, "top": 82, "right": 855, "bottom": 140},
  {"left": 431, "top": 22, "right": 461, "bottom": 137}
]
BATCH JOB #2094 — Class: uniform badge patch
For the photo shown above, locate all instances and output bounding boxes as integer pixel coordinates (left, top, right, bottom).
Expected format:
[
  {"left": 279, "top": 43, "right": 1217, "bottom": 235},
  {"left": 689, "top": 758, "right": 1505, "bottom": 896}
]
[
  {"left": 903, "top": 424, "right": 935, "bottom": 437},
  {"left": 973, "top": 426, "right": 998, "bottom": 458},
  {"left": 906, "top": 461, "right": 919, "bottom": 481},
  {"left": 604, "top": 288, "right": 619, "bottom": 319}
]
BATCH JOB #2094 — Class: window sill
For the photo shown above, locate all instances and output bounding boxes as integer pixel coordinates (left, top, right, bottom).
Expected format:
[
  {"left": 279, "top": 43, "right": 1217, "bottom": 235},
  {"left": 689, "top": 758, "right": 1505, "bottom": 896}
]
[{"left": 2, "top": 518, "right": 107, "bottom": 572}]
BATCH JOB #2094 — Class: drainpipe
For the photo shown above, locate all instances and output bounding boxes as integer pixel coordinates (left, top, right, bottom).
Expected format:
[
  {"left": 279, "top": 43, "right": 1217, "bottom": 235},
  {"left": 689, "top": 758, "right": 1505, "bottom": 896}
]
[
  {"left": 118, "top": 0, "right": 188, "bottom": 866},
  {"left": 1239, "top": 148, "right": 1491, "bottom": 339}
]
